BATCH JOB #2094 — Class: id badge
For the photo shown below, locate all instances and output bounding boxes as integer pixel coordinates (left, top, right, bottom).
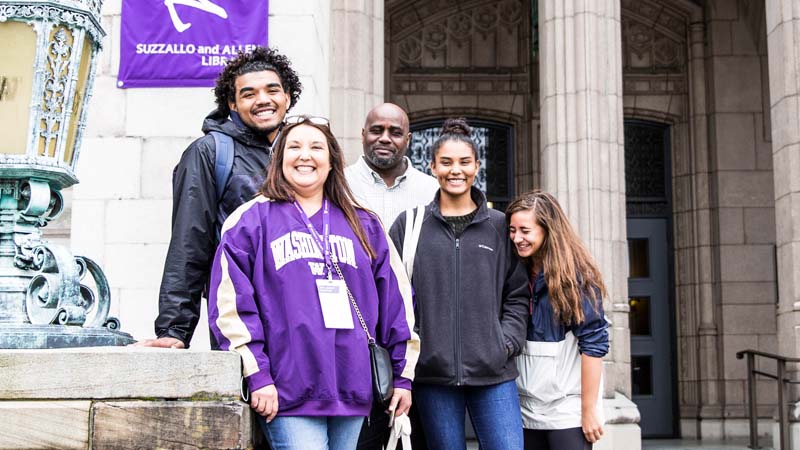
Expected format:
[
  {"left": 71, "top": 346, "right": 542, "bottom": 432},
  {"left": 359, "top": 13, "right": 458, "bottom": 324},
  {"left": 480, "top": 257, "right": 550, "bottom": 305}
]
[{"left": 316, "top": 279, "right": 355, "bottom": 329}]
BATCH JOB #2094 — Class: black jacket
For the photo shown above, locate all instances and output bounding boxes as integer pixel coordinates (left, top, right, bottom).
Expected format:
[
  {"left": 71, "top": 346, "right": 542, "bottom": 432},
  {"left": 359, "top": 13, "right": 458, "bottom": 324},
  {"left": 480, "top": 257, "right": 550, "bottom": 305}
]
[
  {"left": 388, "top": 188, "right": 529, "bottom": 386},
  {"left": 156, "top": 109, "right": 272, "bottom": 346}
]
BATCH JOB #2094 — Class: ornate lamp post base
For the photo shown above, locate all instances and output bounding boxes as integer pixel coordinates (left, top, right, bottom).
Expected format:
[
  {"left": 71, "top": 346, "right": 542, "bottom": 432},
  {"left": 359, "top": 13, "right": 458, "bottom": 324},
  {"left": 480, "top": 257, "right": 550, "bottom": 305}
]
[
  {"left": 0, "top": 178, "right": 133, "bottom": 349},
  {"left": 0, "top": 324, "right": 133, "bottom": 348},
  {"left": 0, "top": 1, "right": 135, "bottom": 348}
]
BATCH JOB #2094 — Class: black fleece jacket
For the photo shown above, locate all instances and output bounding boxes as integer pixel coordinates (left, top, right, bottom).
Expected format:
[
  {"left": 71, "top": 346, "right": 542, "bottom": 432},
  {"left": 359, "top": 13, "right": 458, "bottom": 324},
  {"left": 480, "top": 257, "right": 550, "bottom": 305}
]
[
  {"left": 389, "top": 188, "right": 529, "bottom": 386},
  {"left": 155, "top": 109, "right": 272, "bottom": 346}
]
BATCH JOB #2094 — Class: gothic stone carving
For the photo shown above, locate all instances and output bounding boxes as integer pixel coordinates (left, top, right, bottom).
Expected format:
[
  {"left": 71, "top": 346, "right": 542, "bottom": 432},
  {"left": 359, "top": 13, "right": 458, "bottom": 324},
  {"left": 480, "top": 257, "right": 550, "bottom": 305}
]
[
  {"left": 621, "top": 0, "right": 687, "bottom": 75},
  {"left": 390, "top": 0, "right": 525, "bottom": 71}
]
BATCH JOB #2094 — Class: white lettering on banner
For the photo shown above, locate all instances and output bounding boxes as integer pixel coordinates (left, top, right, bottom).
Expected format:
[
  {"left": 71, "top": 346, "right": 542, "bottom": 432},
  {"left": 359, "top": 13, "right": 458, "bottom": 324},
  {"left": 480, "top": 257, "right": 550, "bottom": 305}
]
[
  {"left": 133, "top": 43, "right": 259, "bottom": 67},
  {"left": 135, "top": 43, "right": 197, "bottom": 55},
  {"left": 201, "top": 56, "right": 228, "bottom": 66},
  {"left": 164, "top": 0, "right": 228, "bottom": 33},
  {"left": 270, "top": 231, "right": 359, "bottom": 271}
]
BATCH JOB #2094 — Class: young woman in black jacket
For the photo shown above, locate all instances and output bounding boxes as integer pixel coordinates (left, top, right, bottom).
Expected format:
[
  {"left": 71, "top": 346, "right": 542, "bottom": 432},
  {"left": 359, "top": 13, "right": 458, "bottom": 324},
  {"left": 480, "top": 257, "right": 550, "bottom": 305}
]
[{"left": 389, "top": 118, "right": 529, "bottom": 450}]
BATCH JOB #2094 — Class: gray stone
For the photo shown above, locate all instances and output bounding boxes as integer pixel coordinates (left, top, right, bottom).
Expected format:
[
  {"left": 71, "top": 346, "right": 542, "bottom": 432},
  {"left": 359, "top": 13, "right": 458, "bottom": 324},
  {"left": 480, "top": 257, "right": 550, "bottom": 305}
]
[
  {"left": 712, "top": 56, "right": 763, "bottom": 113},
  {"left": 91, "top": 401, "right": 252, "bottom": 450},
  {"left": 721, "top": 304, "right": 777, "bottom": 335},
  {"left": 717, "top": 172, "right": 775, "bottom": 207},
  {"left": 0, "top": 401, "right": 90, "bottom": 450},
  {"left": 719, "top": 244, "right": 776, "bottom": 282},
  {"left": 0, "top": 347, "right": 239, "bottom": 399},
  {"left": 103, "top": 243, "right": 168, "bottom": 290},
  {"left": 744, "top": 207, "right": 777, "bottom": 244},
  {"left": 719, "top": 207, "right": 745, "bottom": 245},
  {"left": 73, "top": 137, "right": 142, "bottom": 201},
  {"left": 715, "top": 113, "right": 756, "bottom": 171}
]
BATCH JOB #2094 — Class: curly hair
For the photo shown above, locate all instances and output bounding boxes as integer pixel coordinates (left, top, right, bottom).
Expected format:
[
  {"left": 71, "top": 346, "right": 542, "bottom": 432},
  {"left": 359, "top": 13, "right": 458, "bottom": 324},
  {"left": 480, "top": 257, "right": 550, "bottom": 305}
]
[{"left": 213, "top": 47, "right": 302, "bottom": 116}]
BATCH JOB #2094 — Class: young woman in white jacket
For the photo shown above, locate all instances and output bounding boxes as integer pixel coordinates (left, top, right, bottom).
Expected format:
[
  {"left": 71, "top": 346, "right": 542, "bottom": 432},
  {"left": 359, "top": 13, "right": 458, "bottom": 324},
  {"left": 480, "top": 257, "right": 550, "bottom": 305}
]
[{"left": 506, "top": 190, "right": 610, "bottom": 450}]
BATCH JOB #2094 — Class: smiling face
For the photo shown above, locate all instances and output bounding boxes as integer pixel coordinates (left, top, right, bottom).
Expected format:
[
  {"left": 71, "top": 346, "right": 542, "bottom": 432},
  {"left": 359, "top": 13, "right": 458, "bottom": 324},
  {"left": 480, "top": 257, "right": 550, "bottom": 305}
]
[
  {"left": 281, "top": 124, "right": 331, "bottom": 198},
  {"left": 361, "top": 104, "right": 410, "bottom": 171},
  {"left": 430, "top": 140, "right": 480, "bottom": 198},
  {"left": 509, "top": 209, "right": 547, "bottom": 259},
  {"left": 229, "top": 70, "right": 289, "bottom": 141}
]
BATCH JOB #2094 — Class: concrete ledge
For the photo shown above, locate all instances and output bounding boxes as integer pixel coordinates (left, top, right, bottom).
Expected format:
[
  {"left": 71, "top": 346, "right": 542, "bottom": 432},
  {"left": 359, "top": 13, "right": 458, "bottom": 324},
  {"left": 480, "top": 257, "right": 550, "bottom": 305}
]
[
  {"left": 605, "top": 392, "right": 641, "bottom": 424},
  {"left": 595, "top": 393, "right": 641, "bottom": 450},
  {"left": 595, "top": 423, "right": 642, "bottom": 450},
  {"left": 92, "top": 400, "right": 253, "bottom": 450},
  {"left": 0, "top": 401, "right": 90, "bottom": 449},
  {"left": 0, "top": 347, "right": 240, "bottom": 399}
]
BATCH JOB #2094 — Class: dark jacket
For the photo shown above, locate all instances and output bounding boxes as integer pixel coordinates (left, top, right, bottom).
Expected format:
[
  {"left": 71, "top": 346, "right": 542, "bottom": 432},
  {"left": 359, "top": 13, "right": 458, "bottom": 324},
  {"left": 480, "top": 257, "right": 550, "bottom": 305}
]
[
  {"left": 155, "top": 109, "right": 272, "bottom": 346},
  {"left": 528, "top": 270, "right": 609, "bottom": 356},
  {"left": 388, "top": 187, "right": 529, "bottom": 386}
]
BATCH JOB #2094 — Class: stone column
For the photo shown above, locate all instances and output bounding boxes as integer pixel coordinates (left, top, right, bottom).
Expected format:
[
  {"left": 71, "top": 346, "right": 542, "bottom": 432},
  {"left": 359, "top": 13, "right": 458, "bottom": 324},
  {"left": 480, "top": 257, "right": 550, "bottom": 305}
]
[
  {"left": 330, "top": 0, "right": 384, "bottom": 163},
  {"left": 767, "top": 0, "right": 800, "bottom": 372},
  {"left": 538, "top": 0, "right": 629, "bottom": 399}
]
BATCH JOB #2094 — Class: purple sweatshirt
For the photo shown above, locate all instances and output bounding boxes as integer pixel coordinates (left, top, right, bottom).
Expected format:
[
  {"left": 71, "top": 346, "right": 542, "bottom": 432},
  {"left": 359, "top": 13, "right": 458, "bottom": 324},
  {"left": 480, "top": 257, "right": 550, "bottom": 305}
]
[{"left": 208, "top": 196, "right": 419, "bottom": 417}]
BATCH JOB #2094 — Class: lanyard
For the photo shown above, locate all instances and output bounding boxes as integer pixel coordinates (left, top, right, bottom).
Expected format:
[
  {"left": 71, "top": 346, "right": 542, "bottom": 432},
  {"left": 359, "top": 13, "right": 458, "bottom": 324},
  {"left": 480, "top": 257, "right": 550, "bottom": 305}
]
[{"left": 292, "top": 198, "right": 333, "bottom": 277}]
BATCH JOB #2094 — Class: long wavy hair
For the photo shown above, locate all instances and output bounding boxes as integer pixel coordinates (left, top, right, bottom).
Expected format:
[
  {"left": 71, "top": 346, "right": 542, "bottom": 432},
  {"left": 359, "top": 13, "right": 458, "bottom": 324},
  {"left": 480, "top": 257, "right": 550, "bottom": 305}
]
[
  {"left": 261, "top": 118, "right": 375, "bottom": 259},
  {"left": 506, "top": 190, "right": 606, "bottom": 324}
]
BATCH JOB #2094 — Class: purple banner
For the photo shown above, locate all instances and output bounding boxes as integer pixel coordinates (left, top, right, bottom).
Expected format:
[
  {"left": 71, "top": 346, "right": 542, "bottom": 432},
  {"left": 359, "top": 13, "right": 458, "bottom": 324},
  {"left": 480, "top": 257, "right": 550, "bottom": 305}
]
[{"left": 118, "top": 0, "right": 268, "bottom": 88}]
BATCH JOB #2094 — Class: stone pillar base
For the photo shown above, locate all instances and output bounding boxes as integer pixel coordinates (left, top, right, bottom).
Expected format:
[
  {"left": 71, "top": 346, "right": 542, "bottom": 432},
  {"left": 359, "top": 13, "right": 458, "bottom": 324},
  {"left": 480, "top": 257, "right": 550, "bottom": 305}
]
[
  {"left": 595, "top": 393, "right": 641, "bottom": 450},
  {"left": 680, "top": 417, "right": 772, "bottom": 443},
  {"left": 0, "top": 347, "right": 253, "bottom": 449},
  {"left": 770, "top": 422, "right": 800, "bottom": 450}
]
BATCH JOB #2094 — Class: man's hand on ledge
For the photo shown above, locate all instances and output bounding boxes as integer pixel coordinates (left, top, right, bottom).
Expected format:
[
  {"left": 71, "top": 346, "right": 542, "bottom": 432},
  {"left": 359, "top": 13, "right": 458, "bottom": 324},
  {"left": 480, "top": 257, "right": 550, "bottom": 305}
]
[{"left": 132, "top": 337, "right": 186, "bottom": 349}]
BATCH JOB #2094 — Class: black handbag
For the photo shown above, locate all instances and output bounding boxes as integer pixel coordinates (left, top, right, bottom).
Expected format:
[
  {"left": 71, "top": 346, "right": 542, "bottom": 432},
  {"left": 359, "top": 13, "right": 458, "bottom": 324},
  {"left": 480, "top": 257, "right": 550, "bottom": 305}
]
[
  {"left": 331, "top": 259, "right": 395, "bottom": 406},
  {"left": 368, "top": 339, "right": 395, "bottom": 406}
]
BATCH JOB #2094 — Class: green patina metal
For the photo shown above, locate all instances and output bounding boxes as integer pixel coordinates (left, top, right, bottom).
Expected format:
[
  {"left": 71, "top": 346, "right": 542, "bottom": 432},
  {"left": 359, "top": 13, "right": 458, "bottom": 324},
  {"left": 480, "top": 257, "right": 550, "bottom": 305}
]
[{"left": 0, "top": 0, "right": 132, "bottom": 348}]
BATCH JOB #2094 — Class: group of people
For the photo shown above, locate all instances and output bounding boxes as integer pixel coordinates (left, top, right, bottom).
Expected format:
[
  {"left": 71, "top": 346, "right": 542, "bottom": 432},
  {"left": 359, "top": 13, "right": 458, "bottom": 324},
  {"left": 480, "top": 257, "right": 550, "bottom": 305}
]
[{"left": 135, "top": 47, "right": 609, "bottom": 450}]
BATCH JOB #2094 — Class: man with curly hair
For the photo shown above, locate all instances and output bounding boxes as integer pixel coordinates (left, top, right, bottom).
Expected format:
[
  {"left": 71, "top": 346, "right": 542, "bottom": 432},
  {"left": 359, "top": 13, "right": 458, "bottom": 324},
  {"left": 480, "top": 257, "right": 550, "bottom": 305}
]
[{"left": 137, "top": 47, "right": 302, "bottom": 349}]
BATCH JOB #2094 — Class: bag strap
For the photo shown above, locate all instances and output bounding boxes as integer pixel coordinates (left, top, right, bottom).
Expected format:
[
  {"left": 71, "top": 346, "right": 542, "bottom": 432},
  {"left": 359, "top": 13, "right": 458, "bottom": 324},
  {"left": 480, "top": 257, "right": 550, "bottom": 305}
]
[
  {"left": 330, "top": 257, "right": 374, "bottom": 343},
  {"left": 402, "top": 206, "right": 425, "bottom": 279},
  {"left": 211, "top": 131, "right": 235, "bottom": 202},
  {"left": 385, "top": 413, "right": 412, "bottom": 450}
]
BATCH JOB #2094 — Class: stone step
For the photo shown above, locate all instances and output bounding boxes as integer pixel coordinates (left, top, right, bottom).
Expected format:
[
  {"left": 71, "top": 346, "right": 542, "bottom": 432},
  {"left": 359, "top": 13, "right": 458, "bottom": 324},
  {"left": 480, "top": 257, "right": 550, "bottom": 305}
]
[
  {"left": 92, "top": 400, "right": 252, "bottom": 449},
  {"left": 0, "top": 347, "right": 240, "bottom": 399},
  {"left": 0, "top": 401, "right": 91, "bottom": 450}
]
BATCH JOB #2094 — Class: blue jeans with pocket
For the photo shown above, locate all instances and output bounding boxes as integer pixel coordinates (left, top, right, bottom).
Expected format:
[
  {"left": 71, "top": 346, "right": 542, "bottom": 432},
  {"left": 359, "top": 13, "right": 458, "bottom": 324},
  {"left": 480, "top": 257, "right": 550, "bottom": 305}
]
[
  {"left": 414, "top": 379, "right": 524, "bottom": 450},
  {"left": 258, "top": 415, "right": 364, "bottom": 450}
]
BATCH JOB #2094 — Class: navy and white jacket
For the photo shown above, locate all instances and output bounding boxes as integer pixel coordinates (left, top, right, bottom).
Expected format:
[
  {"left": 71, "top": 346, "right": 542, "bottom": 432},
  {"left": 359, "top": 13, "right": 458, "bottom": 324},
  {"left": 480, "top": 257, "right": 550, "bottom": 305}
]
[{"left": 516, "top": 270, "right": 609, "bottom": 430}]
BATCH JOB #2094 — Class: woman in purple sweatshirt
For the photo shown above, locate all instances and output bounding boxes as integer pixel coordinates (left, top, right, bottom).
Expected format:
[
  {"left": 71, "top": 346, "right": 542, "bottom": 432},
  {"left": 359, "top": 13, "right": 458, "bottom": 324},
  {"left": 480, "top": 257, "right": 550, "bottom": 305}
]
[{"left": 208, "top": 116, "right": 419, "bottom": 450}]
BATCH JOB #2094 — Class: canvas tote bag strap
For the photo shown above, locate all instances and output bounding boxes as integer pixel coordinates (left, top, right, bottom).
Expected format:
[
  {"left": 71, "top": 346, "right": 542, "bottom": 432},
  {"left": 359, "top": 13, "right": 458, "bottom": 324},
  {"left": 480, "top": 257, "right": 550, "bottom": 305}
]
[{"left": 402, "top": 206, "right": 424, "bottom": 280}]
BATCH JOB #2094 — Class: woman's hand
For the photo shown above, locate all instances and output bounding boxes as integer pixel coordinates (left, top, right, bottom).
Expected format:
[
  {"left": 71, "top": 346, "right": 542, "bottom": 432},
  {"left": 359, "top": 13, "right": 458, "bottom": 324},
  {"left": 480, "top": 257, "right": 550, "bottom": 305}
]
[
  {"left": 251, "top": 384, "right": 280, "bottom": 422},
  {"left": 582, "top": 408, "right": 603, "bottom": 443},
  {"left": 388, "top": 387, "right": 412, "bottom": 417}
]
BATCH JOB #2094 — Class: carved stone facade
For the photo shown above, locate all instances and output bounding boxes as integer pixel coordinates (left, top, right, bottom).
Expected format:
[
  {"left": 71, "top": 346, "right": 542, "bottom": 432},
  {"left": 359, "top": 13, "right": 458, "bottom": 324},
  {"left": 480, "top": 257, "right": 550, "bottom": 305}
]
[
  {"left": 57, "top": 0, "right": 795, "bottom": 445},
  {"left": 386, "top": 0, "right": 536, "bottom": 195},
  {"left": 387, "top": 0, "right": 781, "bottom": 443}
]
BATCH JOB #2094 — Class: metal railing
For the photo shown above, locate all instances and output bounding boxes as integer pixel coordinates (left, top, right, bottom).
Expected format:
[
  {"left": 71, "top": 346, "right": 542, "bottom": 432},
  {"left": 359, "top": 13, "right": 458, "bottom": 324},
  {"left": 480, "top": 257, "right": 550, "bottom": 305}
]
[{"left": 736, "top": 349, "right": 800, "bottom": 449}]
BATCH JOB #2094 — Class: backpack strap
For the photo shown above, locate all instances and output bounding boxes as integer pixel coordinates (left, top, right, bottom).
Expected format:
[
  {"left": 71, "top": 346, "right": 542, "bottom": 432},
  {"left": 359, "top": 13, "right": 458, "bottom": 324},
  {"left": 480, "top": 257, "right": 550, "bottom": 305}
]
[
  {"left": 211, "top": 131, "right": 234, "bottom": 202},
  {"left": 402, "top": 205, "right": 425, "bottom": 280}
]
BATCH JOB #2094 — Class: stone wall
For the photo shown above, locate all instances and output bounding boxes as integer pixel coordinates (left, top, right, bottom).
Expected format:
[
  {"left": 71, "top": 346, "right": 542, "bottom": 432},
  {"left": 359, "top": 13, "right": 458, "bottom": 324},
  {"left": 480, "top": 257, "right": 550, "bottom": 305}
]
[
  {"left": 70, "top": 0, "right": 333, "bottom": 349},
  {"left": 695, "top": 0, "right": 777, "bottom": 440},
  {"left": 0, "top": 348, "right": 253, "bottom": 449}
]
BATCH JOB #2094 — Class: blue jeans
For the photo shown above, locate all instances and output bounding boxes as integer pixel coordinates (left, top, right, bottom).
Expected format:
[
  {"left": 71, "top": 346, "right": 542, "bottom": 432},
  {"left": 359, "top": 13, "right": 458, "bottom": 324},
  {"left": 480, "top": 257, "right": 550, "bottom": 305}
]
[
  {"left": 414, "top": 380, "right": 523, "bottom": 450},
  {"left": 258, "top": 415, "right": 364, "bottom": 450}
]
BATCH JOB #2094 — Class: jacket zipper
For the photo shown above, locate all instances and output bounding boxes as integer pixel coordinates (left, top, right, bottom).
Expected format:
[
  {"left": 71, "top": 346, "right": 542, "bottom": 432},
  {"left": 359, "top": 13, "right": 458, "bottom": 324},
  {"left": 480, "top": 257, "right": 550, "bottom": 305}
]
[{"left": 455, "top": 237, "right": 462, "bottom": 386}]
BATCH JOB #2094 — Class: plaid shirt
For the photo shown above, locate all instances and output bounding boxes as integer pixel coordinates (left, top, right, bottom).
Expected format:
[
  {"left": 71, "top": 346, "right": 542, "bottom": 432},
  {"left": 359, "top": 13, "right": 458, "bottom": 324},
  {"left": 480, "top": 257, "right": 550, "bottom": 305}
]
[{"left": 345, "top": 156, "right": 440, "bottom": 227}]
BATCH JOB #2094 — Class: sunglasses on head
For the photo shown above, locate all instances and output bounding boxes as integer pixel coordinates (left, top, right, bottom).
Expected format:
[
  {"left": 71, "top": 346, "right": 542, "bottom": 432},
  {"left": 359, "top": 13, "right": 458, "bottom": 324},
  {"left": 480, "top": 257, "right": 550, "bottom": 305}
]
[{"left": 284, "top": 115, "right": 330, "bottom": 127}]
